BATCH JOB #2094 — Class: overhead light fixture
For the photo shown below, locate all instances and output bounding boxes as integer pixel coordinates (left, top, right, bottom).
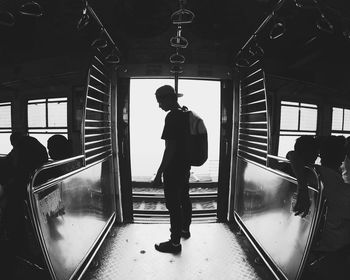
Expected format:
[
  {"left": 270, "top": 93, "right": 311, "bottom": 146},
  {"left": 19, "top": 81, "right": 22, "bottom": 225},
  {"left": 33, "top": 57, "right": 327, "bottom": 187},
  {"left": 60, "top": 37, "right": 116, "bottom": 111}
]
[
  {"left": 105, "top": 48, "right": 120, "bottom": 64},
  {"left": 316, "top": 13, "right": 334, "bottom": 34},
  {"left": 170, "top": 26, "right": 188, "bottom": 48},
  {"left": 171, "top": 8, "right": 195, "bottom": 24},
  {"left": 19, "top": 1, "right": 44, "bottom": 17},
  {"left": 269, "top": 19, "right": 286, "bottom": 40},
  {"left": 170, "top": 51, "right": 185, "bottom": 64},
  {"left": 77, "top": 7, "right": 90, "bottom": 31},
  {"left": 0, "top": 11, "right": 15, "bottom": 27}
]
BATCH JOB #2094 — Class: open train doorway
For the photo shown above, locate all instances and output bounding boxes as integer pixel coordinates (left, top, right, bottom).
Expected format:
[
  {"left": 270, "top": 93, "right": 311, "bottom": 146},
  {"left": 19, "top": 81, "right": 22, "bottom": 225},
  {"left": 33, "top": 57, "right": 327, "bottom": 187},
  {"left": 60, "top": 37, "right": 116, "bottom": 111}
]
[{"left": 129, "top": 78, "right": 221, "bottom": 222}]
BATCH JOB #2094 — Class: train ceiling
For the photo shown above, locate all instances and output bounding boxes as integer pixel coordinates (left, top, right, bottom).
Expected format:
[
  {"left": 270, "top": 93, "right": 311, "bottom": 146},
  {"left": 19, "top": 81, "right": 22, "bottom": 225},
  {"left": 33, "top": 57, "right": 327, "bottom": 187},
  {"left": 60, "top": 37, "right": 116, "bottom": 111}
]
[{"left": 0, "top": 0, "right": 350, "bottom": 94}]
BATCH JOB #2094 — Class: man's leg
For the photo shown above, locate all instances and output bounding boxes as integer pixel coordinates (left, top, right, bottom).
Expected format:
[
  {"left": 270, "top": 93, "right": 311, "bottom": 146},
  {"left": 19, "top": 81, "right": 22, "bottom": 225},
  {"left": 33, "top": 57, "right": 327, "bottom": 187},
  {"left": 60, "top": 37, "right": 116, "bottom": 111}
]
[
  {"left": 155, "top": 175, "right": 182, "bottom": 253},
  {"left": 181, "top": 171, "right": 192, "bottom": 237}
]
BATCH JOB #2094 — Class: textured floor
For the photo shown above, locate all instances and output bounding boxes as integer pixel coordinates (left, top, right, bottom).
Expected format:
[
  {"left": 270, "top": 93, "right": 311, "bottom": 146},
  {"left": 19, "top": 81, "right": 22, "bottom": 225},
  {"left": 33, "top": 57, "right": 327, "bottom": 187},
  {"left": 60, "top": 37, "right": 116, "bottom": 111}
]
[{"left": 81, "top": 223, "right": 275, "bottom": 280}]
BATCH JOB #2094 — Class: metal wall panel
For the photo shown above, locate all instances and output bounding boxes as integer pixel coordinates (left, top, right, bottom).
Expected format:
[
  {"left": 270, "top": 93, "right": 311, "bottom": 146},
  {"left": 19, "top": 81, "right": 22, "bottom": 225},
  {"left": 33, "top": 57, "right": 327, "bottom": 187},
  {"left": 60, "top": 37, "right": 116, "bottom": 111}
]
[
  {"left": 234, "top": 157, "right": 323, "bottom": 280},
  {"left": 28, "top": 156, "right": 116, "bottom": 280}
]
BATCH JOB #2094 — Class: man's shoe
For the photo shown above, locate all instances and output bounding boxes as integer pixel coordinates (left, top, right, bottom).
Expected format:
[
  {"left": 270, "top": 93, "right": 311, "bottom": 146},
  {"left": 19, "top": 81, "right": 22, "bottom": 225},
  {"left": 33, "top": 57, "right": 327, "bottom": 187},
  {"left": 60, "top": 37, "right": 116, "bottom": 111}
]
[
  {"left": 155, "top": 240, "right": 181, "bottom": 254},
  {"left": 181, "top": 230, "right": 191, "bottom": 239}
]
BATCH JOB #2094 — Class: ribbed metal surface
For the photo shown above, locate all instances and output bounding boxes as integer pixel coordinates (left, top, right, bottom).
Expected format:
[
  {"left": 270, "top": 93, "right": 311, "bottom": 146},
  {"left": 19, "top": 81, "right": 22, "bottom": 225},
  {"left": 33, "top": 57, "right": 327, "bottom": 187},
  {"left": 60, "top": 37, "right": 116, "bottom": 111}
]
[
  {"left": 238, "top": 60, "right": 269, "bottom": 166},
  {"left": 81, "top": 223, "right": 274, "bottom": 280},
  {"left": 84, "top": 52, "right": 112, "bottom": 166}
]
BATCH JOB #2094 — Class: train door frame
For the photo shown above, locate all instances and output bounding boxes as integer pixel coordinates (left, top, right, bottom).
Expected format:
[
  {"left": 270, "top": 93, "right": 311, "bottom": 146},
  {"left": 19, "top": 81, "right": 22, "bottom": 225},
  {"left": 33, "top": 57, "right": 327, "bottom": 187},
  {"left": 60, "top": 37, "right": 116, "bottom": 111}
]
[{"left": 116, "top": 77, "right": 235, "bottom": 222}]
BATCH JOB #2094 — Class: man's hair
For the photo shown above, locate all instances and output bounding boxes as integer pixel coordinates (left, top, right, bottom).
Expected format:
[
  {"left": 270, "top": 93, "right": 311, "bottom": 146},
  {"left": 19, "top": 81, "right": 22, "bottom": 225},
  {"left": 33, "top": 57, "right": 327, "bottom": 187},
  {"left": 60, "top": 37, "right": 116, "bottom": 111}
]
[
  {"left": 10, "top": 131, "right": 24, "bottom": 147},
  {"left": 294, "top": 135, "right": 318, "bottom": 164},
  {"left": 320, "top": 136, "right": 346, "bottom": 169}
]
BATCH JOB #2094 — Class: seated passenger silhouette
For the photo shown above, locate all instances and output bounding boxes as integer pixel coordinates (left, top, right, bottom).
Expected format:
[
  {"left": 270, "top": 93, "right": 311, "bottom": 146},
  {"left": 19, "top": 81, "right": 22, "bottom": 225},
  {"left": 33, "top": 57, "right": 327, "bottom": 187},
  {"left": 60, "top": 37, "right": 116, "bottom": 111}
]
[
  {"left": 47, "top": 134, "right": 72, "bottom": 160},
  {"left": 3, "top": 136, "right": 48, "bottom": 254},
  {"left": 315, "top": 136, "right": 350, "bottom": 252},
  {"left": 341, "top": 136, "right": 350, "bottom": 183},
  {"left": 292, "top": 136, "right": 350, "bottom": 253},
  {"left": 288, "top": 136, "right": 319, "bottom": 216}
]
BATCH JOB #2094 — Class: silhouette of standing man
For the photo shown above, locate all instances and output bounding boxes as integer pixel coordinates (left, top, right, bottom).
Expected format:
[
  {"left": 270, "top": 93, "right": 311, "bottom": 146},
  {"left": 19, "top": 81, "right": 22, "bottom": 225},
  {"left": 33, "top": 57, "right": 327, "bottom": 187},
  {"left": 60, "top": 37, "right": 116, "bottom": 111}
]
[{"left": 153, "top": 85, "right": 192, "bottom": 254}]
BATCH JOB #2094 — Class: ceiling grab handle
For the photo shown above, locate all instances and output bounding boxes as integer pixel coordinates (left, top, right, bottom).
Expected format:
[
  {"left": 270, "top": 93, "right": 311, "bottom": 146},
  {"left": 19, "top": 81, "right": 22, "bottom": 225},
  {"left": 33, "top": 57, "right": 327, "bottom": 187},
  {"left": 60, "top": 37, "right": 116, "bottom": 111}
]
[
  {"left": 170, "top": 51, "right": 185, "bottom": 64},
  {"left": 171, "top": 8, "right": 195, "bottom": 25},
  {"left": 170, "top": 26, "right": 188, "bottom": 48}
]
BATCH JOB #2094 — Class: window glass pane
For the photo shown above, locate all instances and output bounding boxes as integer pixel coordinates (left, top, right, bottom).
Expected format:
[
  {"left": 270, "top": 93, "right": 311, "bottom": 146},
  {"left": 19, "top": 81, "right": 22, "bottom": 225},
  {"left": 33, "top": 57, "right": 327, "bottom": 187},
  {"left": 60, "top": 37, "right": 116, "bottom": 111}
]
[
  {"left": 278, "top": 135, "right": 299, "bottom": 157},
  {"left": 332, "top": 107, "right": 343, "bottom": 131},
  {"left": 280, "top": 106, "right": 298, "bottom": 130},
  {"left": 28, "top": 103, "right": 46, "bottom": 127},
  {"left": 0, "top": 133, "right": 12, "bottom": 154},
  {"left": 344, "top": 109, "right": 350, "bottom": 131},
  {"left": 0, "top": 105, "right": 11, "bottom": 128},
  {"left": 48, "top": 101, "right": 67, "bottom": 127},
  {"left": 300, "top": 108, "right": 317, "bottom": 131}
]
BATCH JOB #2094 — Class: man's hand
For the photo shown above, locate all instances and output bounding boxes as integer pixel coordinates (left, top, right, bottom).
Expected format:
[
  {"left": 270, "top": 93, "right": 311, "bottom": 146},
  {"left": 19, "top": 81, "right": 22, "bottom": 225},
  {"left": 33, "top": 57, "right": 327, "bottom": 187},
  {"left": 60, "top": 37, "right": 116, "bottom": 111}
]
[
  {"left": 293, "top": 188, "right": 310, "bottom": 217},
  {"left": 152, "top": 172, "right": 163, "bottom": 187}
]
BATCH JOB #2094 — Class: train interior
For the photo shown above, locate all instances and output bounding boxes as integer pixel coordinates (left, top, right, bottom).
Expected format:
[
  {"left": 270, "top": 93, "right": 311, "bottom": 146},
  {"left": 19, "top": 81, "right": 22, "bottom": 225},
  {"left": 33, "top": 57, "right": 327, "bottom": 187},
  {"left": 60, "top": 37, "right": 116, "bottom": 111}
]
[{"left": 1, "top": 0, "right": 350, "bottom": 279}]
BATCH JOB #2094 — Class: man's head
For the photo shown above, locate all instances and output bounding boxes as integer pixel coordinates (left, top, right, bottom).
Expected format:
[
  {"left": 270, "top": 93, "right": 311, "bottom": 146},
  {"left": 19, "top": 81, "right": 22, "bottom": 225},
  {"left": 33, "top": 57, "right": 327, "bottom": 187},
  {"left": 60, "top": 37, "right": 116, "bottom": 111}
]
[
  {"left": 155, "top": 85, "right": 178, "bottom": 111},
  {"left": 10, "top": 131, "right": 24, "bottom": 147},
  {"left": 320, "top": 136, "right": 346, "bottom": 170},
  {"left": 294, "top": 135, "right": 318, "bottom": 165}
]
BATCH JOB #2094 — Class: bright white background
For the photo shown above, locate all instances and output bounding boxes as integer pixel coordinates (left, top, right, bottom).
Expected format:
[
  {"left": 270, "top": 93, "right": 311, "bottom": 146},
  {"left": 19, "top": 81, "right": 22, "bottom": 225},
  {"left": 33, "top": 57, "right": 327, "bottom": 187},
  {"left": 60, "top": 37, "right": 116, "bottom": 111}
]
[{"left": 130, "top": 78, "right": 220, "bottom": 182}]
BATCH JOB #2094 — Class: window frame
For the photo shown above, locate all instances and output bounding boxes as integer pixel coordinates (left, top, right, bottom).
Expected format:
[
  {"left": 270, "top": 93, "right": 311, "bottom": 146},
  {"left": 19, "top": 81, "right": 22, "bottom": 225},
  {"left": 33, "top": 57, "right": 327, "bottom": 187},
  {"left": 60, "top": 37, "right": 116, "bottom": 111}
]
[
  {"left": 277, "top": 101, "right": 318, "bottom": 157},
  {"left": 331, "top": 106, "right": 350, "bottom": 137},
  {"left": 0, "top": 101, "right": 12, "bottom": 155}
]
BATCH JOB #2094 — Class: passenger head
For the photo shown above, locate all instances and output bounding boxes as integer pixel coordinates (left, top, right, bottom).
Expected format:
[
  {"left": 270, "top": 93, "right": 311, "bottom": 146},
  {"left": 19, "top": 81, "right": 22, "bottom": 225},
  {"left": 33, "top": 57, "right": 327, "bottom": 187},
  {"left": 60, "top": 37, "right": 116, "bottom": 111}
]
[
  {"left": 320, "top": 136, "right": 346, "bottom": 171},
  {"left": 47, "top": 134, "right": 72, "bottom": 160},
  {"left": 294, "top": 135, "right": 318, "bottom": 165},
  {"left": 12, "top": 136, "right": 48, "bottom": 175},
  {"left": 155, "top": 85, "right": 179, "bottom": 111},
  {"left": 345, "top": 136, "right": 350, "bottom": 158},
  {"left": 10, "top": 131, "right": 24, "bottom": 147}
]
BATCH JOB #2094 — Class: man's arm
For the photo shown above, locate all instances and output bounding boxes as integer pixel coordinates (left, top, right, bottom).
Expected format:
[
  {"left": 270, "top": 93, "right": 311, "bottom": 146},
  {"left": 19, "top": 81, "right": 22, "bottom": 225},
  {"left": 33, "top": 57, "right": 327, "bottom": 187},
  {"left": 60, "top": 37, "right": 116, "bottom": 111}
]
[
  {"left": 289, "top": 151, "right": 311, "bottom": 217},
  {"left": 153, "top": 140, "right": 176, "bottom": 186}
]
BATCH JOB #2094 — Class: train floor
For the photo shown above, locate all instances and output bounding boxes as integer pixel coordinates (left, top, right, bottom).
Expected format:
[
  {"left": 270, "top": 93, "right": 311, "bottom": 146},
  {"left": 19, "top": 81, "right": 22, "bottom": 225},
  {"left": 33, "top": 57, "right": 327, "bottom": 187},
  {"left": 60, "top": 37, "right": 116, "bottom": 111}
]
[
  {"left": 81, "top": 222, "right": 275, "bottom": 280},
  {"left": 1, "top": 222, "right": 350, "bottom": 279}
]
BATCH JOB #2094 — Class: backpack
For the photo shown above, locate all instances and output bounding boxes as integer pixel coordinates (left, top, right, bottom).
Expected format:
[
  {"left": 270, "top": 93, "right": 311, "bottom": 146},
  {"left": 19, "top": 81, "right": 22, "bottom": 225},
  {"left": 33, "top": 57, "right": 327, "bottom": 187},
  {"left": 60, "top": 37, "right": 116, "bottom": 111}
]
[{"left": 187, "top": 110, "right": 208, "bottom": 166}]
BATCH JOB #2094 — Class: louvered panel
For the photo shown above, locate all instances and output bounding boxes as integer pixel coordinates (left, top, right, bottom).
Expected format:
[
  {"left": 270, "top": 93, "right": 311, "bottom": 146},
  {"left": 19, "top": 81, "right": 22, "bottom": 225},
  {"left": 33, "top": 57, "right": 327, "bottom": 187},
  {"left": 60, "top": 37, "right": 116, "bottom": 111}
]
[
  {"left": 240, "top": 121, "right": 267, "bottom": 130},
  {"left": 240, "top": 101, "right": 266, "bottom": 114},
  {"left": 83, "top": 51, "right": 112, "bottom": 165},
  {"left": 238, "top": 150, "right": 266, "bottom": 166},
  {"left": 239, "top": 128, "right": 267, "bottom": 137},
  {"left": 240, "top": 112, "right": 267, "bottom": 122},
  {"left": 86, "top": 110, "right": 110, "bottom": 122},
  {"left": 85, "top": 120, "right": 111, "bottom": 127},
  {"left": 239, "top": 133, "right": 267, "bottom": 144},
  {"left": 85, "top": 127, "right": 111, "bottom": 135},
  {"left": 85, "top": 149, "right": 112, "bottom": 165},
  {"left": 86, "top": 97, "right": 110, "bottom": 112},
  {"left": 85, "top": 133, "right": 111, "bottom": 143},
  {"left": 85, "top": 138, "right": 111, "bottom": 150},
  {"left": 238, "top": 144, "right": 267, "bottom": 158},
  {"left": 238, "top": 139, "right": 267, "bottom": 151},
  {"left": 237, "top": 60, "right": 269, "bottom": 166}
]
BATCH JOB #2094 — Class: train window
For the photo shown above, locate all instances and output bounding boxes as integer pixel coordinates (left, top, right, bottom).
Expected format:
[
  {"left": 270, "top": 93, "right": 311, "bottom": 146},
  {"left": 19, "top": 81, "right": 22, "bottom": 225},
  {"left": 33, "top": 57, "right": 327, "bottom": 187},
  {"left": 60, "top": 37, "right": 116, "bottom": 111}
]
[
  {"left": 0, "top": 102, "right": 12, "bottom": 154},
  {"left": 27, "top": 98, "right": 68, "bottom": 147},
  {"left": 278, "top": 101, "right": 317, "bottom": 157},
  {"left": 331, "top": 107, "right": 350, "bottom": 137}
]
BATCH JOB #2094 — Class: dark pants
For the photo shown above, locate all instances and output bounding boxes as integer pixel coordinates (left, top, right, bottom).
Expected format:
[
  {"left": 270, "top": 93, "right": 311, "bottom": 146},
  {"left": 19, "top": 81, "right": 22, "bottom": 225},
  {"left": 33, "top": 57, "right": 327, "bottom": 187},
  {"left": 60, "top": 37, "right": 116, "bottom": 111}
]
[{"left": 163, "top": 167, "right": 192, "bottom": 244}]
